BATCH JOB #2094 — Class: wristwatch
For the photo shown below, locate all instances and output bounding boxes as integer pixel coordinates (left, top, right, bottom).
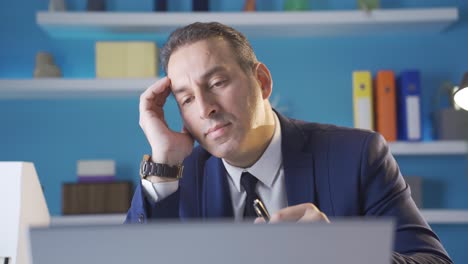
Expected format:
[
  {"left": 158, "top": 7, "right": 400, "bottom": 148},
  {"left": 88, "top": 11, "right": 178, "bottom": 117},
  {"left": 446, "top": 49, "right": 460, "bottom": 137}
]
[{"left": 139, "top": 154, "right": 184, "bottom": 179}]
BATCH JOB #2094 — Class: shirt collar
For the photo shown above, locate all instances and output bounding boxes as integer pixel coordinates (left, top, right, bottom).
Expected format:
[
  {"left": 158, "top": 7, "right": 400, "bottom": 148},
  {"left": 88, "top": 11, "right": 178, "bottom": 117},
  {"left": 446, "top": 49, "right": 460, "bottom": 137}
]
[{"left": 222, "top": 112, "right": 282, "bottom": 192}]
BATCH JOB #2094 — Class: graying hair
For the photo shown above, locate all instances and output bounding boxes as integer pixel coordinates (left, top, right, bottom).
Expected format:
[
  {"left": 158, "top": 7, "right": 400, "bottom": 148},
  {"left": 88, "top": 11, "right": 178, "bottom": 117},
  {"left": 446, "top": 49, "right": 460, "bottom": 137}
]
[{"left": 160, "top": 22, "right": 258, "bottom": 74}]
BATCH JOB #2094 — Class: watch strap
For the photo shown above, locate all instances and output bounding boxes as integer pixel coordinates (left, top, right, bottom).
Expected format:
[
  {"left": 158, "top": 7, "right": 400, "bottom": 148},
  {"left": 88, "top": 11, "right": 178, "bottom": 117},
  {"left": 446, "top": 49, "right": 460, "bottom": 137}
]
[{"left": 140, "top": 154, "right": 183, "bottom": 179}]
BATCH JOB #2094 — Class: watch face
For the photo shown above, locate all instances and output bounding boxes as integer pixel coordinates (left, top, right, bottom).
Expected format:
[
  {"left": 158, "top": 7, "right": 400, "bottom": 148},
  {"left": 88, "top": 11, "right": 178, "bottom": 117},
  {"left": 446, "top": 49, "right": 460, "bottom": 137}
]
[{"left": 140, "top": 159, "right": 150, "bottom": 178}]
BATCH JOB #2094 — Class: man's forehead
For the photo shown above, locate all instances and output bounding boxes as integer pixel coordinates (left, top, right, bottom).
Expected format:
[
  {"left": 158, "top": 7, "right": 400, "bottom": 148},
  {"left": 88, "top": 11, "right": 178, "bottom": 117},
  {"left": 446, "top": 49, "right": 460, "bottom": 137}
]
[{"left": 167, "top": 39, "right": 236, "bottom": 91}]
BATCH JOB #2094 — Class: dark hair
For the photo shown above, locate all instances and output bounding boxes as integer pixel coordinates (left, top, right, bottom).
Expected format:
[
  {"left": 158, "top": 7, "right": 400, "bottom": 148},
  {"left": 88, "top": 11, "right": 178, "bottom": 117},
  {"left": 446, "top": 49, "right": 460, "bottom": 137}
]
[{"left": 160, "top": 22, "right": 258, "bottom": 74}]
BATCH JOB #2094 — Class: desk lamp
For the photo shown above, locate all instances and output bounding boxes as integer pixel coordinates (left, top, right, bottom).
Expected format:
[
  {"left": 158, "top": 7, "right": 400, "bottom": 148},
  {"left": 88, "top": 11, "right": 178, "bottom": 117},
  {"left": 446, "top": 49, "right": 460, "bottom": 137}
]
[{"left": 453, "top": 72, "right": 468, "bottom": 111}]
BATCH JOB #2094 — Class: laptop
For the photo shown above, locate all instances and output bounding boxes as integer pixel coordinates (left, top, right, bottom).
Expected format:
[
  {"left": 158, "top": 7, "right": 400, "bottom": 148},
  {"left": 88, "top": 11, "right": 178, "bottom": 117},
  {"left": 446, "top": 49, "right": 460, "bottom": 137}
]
[{"left": 29, "top": 219, "right": 394, "bottom": 264}]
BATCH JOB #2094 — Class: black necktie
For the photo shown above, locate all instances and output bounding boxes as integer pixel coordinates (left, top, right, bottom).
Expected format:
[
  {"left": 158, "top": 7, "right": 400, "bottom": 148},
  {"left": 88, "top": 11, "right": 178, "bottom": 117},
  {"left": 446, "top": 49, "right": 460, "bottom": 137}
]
[{"left": 240, "top": 171, "right": 260, "bottom": 218}]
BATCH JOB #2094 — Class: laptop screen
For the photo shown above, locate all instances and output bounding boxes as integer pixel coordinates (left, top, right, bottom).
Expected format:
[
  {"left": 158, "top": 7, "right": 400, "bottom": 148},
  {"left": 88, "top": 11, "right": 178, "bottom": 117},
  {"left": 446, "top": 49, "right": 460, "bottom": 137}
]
[{"left": 30, "top": 219, "right": 394, "bottom": 264}]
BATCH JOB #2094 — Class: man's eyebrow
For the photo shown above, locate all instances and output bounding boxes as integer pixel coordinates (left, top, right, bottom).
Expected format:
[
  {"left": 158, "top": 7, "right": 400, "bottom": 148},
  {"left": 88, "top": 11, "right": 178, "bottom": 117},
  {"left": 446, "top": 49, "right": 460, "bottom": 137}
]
[
  {"left": 171, "top": 65, "right": 228, "bottom": 96},
  {"left": 172, "top": 85, "right": 188, "bottom": 96}
]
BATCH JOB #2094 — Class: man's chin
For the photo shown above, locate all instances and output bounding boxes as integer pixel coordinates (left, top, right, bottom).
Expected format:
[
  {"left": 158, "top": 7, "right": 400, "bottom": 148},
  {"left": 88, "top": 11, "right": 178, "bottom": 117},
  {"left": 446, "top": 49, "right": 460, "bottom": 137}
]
[{"left": 203, "top": 142, "right": 237, "bottom": 159}]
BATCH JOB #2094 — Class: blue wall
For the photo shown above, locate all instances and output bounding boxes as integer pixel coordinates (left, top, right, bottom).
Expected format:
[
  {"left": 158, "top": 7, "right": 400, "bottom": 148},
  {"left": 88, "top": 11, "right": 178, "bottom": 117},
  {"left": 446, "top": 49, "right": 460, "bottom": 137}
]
[{"left": 1, "top": 0, "right": 467, "bottom": 262}]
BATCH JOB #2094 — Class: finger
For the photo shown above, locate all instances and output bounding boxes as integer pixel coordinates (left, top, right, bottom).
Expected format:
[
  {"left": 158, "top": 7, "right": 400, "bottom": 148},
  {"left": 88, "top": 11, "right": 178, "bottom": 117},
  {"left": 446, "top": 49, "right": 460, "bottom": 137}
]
[
  {"left": 270, "top": 203, "right": 320, "bottom": 223},
  {"left": 139, "top": 77, "right": 171, "bottom": 112},
  {"left": 254, "top": 217, "right": 266, "bottom": 224},
  {"left": 298, "top": 208, "right": 330, "bottom": 223}
]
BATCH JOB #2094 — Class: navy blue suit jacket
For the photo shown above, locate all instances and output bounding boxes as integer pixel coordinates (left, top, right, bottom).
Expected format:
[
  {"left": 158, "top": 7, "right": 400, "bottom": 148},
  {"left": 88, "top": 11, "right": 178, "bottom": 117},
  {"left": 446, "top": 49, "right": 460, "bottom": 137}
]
[{"left": 126, "top": 112, "right": 451, "bottom": 263}]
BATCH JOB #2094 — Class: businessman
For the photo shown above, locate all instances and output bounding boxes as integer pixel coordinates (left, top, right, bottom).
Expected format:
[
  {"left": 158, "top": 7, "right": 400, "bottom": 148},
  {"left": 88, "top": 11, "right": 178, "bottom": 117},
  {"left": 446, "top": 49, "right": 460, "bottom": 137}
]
[{"left": 126, "top": 22, "right": 452, "bottom": 263}]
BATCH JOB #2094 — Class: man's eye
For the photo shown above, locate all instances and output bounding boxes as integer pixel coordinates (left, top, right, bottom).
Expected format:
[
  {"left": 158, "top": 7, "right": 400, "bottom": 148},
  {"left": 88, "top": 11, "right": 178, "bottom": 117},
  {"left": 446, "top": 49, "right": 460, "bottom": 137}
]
[
  {"left": 210, "top": 80, "right": 226, "bottom": 89},
  {"left": 182, "top": 96, "right": 193, "bottom": 106}
]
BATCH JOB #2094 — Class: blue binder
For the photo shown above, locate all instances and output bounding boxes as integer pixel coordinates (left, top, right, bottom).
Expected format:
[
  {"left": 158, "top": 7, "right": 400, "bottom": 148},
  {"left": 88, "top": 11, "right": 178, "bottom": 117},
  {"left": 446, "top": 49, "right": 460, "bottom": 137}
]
[{"left": 397, "top": 70, "right": 422, "bottom": 141}]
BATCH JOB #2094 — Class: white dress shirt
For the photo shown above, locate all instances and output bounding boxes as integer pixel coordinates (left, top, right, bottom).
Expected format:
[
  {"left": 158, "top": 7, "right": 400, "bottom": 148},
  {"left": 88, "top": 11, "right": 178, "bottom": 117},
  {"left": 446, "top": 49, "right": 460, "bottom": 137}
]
[{"left": 141, "top": 113, "right": 287, "bottom": 220}]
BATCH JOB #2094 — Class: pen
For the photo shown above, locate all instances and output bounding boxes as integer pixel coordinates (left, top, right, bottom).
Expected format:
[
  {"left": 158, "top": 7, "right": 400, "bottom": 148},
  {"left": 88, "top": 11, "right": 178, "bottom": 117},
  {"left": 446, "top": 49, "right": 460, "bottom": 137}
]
[{"left": 253, "top": 198, "right": 270, "bottom": 222}]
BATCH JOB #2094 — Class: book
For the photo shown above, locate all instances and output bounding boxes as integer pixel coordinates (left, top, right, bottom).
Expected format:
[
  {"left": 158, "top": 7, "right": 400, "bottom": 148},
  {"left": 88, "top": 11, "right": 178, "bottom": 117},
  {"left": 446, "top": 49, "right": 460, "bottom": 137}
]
[{"left": 77, "top": 160, "right": 115, "bottom": 183}]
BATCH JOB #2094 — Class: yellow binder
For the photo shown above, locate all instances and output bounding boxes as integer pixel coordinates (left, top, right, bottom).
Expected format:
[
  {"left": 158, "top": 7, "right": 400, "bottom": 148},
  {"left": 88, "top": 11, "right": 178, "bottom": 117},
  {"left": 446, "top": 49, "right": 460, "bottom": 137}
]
[{"left": 353, "top": 71, "right": 374, "bottom": 130}]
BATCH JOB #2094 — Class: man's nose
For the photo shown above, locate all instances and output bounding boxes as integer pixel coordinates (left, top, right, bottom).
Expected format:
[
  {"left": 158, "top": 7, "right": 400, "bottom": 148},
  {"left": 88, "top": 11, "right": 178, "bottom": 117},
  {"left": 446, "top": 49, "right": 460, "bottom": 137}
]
[{"left": 196, "top": 94, "right": 217, "bottom": 119}]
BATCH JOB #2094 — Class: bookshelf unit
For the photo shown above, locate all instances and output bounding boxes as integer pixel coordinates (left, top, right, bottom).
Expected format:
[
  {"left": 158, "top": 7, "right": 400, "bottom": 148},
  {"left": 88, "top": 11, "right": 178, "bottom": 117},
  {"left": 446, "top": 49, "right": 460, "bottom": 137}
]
[{"left": 4, "top": 6, "right": 463, "bottom": 229}]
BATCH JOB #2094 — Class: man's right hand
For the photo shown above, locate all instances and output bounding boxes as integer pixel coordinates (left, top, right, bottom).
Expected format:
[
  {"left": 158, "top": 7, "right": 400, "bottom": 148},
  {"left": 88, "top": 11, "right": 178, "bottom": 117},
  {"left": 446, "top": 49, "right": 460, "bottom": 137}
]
[{"left": 139, "top": 77, "right": 194, "bottom": 182}]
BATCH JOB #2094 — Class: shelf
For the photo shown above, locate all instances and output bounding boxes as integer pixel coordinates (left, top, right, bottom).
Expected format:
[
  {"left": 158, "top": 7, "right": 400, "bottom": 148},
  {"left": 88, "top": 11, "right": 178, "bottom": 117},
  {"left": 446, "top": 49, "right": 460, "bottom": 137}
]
[
  {"left": 51, "top": 214, "right": 126, "bottom": 226},
  {"left": 0, "top": 78, "right": 158, "bottom": 98},
  {"left": 36, "top": 8, "right": 458, "bottom": 38},
  {"left": 389, "top": 141, "right": 468, "bottom": 155},
  {"left": 50, "top": 210, "right": 468, "bottom": 225},
  {"left": 421, "top": 210, "right": 468, "bottom": 224}
]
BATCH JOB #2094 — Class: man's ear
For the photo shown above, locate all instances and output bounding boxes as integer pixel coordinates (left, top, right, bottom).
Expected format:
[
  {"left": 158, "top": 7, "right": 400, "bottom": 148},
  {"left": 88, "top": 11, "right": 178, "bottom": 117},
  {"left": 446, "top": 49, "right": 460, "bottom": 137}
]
[{"left": 254, "top": 62, "right": 273, "bottom": 100}]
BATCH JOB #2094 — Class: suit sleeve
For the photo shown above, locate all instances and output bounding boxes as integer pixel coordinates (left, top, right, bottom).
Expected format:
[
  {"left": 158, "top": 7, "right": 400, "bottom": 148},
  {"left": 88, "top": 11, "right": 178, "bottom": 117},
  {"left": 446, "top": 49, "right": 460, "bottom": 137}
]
[
  {"left": 124, "top": 182, "right": 180, "bottom": 224},
  {"left": 361, "top": 133, "right": 452, "bottom": 264}
]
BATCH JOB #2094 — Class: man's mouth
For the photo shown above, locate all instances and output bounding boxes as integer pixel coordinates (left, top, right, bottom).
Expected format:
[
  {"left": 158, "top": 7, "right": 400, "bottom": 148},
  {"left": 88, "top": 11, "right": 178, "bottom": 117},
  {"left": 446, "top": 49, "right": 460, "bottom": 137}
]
[{"left": 205, "top": 123, "right": 231, "bottom": 138}]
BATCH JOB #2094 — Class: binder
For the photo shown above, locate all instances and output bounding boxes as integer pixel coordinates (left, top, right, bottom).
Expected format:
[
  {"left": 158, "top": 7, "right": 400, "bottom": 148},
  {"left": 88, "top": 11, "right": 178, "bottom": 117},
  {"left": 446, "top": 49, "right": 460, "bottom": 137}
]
[
  {"left": 353, "top": 71, "right": 374, "bottom": 130},
  {"left": 374, "top": 70, "right": 397, "bottom": 142},
  {"left": 397, "top": 70, "right": 422, "bottom": 141}
]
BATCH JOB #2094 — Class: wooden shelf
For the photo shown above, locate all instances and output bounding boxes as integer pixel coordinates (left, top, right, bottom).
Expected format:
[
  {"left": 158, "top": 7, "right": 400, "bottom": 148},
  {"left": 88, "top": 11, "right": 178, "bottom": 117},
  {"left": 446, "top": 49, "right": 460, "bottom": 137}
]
[
  {"left": 36, "top": 8, "right": 458, "bottom": 38},
  {"left": 389, "top": 141, "right": 468, "bottom": 155},
  {"left": 50, "top": 210, "right": 468, "bottom": 225},
  {"left": 0, "top": 78, "right": 157, "bottom": 98}
]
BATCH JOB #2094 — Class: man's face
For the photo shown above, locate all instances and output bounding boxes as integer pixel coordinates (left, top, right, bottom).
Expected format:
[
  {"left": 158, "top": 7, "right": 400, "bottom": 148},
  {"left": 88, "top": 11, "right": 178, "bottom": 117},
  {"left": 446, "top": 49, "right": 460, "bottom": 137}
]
[{"left": 168, "top": 38, "right": 268, "bottom": 161}]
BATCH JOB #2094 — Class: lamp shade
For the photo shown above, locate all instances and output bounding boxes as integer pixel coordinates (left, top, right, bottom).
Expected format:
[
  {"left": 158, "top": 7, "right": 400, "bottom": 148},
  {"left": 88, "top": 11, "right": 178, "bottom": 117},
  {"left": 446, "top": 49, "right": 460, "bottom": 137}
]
[
  {"left": 0, "top": 162, "right": 50, "bottom": 264},
  {"left": 454, "top": 72, "right": 468, "bottom": 111}
]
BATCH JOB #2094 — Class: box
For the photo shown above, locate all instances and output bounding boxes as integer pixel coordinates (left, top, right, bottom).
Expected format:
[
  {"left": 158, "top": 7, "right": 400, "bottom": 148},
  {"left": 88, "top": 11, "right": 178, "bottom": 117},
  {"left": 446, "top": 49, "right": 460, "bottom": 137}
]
[
  {"left": 434, "top": 109, "right": 468, "bottom": 140},
  {"left": 96, "top": 41, "right": 158, "bottom": 78},
  {"left": 77, "top": 159, "right": 116, "bottom": 183},
  {"left": 404, "top": 176, "right": 423, "bottom": 208},
  {"left": 62, "top": 181, "right": 132, "bottom": 215}
]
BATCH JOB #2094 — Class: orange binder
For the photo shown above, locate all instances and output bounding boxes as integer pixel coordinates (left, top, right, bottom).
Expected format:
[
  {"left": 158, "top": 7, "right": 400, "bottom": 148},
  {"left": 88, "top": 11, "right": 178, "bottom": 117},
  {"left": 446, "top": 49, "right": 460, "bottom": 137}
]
[{"left": 374, "top": 70, "right": 397, "bottom": 142}]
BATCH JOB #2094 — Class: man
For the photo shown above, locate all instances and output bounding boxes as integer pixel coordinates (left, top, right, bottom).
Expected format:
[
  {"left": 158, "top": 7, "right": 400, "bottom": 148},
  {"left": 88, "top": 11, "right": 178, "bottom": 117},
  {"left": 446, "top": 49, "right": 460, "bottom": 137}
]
[{"left": 126, "top": 22, "right": 452, "bottom": 263}]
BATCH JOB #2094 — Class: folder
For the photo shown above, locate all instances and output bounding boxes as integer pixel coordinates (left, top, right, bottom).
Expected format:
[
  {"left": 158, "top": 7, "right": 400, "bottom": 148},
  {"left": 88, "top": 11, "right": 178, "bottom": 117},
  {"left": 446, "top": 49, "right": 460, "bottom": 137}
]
[
  {"left": 397, "top": 70, "right": 422, "bottom": 141},
  {"left": 353, "top": 71, "right": 374, "bottom": 130},
  {"left": 374, "top": 70, "right": 397, "bottom": 142}
]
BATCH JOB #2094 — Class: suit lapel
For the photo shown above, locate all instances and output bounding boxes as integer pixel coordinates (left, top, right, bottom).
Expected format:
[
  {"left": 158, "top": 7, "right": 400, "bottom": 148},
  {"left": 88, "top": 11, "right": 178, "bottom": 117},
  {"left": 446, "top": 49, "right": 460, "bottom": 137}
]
[
  {"left": 202, "top": 156, "right": 234, "bottom": 218},
  {"left": 277, "top": 113, "right": 316, "bottom": 207}
]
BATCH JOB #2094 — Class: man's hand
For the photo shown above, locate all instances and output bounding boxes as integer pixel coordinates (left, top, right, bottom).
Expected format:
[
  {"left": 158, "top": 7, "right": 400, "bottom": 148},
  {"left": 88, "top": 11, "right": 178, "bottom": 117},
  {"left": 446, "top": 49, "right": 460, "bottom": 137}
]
[
  {"left": 139, "top": 77, "right": 194, "bottom": 182},
  {"left": 255, "top": 203, "right": 330, "bottom": 223}
]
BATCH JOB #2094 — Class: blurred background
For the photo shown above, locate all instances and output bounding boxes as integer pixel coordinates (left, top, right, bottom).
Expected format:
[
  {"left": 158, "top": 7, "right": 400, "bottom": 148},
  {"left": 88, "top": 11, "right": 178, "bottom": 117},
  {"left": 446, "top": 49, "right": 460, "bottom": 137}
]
[{"left": 0, "top": 0, "right": 467, "bottom": 262}]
